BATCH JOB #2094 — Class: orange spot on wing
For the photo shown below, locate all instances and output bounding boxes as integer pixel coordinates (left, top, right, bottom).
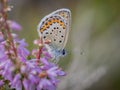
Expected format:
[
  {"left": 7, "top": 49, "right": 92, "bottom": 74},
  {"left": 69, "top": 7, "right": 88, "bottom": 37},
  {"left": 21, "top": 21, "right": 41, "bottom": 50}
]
[
  {"left": 56, "top": 20, "right": 59, "bottom": 23},
  {"left": 48, "top": 21, "right": 52, "bottom": 25},
  {"left": 54, "top": 19, "right": 58, "bottom": 23},
  {"left": 40, "top": 18, "right": 66, "bottom": 33}
]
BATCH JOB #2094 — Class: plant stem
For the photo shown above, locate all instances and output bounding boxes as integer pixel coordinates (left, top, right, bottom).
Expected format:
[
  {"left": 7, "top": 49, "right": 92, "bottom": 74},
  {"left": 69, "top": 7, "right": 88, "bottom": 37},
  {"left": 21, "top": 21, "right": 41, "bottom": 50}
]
[
  {"left": 37, "top": 38, "right": 43, "bottom": 63},
  {"left": 0, "top": 0, "right": 18, "bottom": 57}
]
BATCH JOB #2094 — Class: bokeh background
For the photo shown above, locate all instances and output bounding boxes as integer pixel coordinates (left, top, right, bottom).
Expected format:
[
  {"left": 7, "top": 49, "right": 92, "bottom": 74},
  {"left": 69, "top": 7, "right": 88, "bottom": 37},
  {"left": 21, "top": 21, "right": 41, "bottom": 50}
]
[{"left": 9, "top": 0, "right": 120, "bottom": 90}]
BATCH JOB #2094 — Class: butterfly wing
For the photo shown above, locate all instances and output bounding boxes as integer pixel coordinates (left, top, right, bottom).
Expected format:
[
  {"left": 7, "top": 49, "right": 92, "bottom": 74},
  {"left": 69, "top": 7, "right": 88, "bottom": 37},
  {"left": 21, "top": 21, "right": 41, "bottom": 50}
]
[
  {"left": 37, "top": 8, "right": 71, "bottom": 51},
  {"left": 51, "top": 9, "right": 71, "bottom": 49}
]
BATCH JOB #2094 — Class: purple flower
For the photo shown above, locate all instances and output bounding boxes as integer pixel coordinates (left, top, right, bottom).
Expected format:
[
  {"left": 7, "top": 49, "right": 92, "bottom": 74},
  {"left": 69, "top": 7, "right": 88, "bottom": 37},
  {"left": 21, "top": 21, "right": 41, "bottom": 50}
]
[
  {"left": 37, "top": 78, "right": 56, "bottom": 90},
  {"left": 18, "top": 39, "right": 28, "bottom": 47},
  {"left": 11, "top": 73, "right": 22, "bottom": 90},
  {"left": 0, "top": 20, "right": 66, "bottom": 90},
  {"left": 2, "top": 60, "right": 15, "bottom": 81},
  {"left": 28, "top": 74, "right": 39, "bottom": 84},
  {"left": 23, "top": 78, "right": 29, "bottom": 90},
  {"left": 37, "top": 61, "right": 66, "bottom": 90},
  {"left": 0, "top": 36, "right": 4, "bottom": 42},
  {"left": 0, "top": 1, "right": 67, "bottom": 90},
  {"left": 17, "top": 39, "right": 30, "bottom": 62},
  {"left": 0, "top": 80, "right": 4, "bottom": 87},
  {"left": 47, "top": 66, "right": 66, "bottom": 77},
  {"left": 23, "top": 78, "right": 36, "bottom": 90},
  {"left": 0, "top": 44, "right": 8, "bottom": 61},
  {"left": 0, "top": 38, "right": 66, "bottom": 90},
  {"left": 40, "top": 57, "right": 50, "bottom": 65},
  {"left": 7, "top": 20, "right": 22, "bottom": 31}
]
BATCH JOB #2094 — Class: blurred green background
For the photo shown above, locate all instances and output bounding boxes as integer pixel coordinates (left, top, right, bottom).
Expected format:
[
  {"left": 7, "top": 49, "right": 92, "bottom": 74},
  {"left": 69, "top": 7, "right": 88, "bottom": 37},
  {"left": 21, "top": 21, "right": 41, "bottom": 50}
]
[{"left": 9, "top": 0, "right": 120, "bottom": 90}]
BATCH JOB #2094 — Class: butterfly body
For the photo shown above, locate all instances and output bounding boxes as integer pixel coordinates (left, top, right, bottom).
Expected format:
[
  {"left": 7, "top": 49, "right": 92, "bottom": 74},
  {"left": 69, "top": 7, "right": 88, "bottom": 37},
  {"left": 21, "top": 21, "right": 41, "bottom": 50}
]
[{"left": 37, "top": 8, "right": 71, "bottom": 61}]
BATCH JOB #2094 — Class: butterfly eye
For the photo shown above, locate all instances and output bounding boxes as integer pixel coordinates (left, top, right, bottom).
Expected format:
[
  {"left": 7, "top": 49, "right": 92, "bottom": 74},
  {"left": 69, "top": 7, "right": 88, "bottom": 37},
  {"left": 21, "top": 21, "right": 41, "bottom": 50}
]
[{"left": 62, "top": 49, "right": 66, "bottom": 55}]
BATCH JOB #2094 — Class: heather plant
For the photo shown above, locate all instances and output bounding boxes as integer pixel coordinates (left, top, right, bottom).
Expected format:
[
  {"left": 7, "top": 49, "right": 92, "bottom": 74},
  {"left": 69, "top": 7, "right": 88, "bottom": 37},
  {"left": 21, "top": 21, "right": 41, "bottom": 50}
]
[{"left": 0, "top": 0, "right": 66, "bottom": 90}]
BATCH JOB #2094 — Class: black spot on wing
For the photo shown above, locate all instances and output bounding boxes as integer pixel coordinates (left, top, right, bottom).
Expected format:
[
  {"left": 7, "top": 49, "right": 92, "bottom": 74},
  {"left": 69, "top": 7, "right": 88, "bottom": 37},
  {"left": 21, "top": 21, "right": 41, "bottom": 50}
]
[
  {"left": 59, "top": 40, "right": 62, "bottom": 43},
  {"left": 61, "top": 35, "right": 64, "bottom": 38}
]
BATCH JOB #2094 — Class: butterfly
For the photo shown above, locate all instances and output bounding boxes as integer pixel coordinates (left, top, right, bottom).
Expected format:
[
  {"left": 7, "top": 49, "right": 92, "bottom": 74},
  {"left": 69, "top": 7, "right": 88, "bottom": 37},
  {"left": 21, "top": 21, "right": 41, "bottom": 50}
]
[{"left": 37, "top": 8, "right": 71, "bottom": 62}]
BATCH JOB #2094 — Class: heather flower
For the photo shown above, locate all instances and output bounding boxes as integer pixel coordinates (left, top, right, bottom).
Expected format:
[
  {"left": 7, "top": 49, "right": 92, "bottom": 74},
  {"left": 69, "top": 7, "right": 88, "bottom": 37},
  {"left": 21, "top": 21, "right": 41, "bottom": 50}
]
[
  {"left": 0, "top": 1, "right": 66, "bottom": 90},
  {"left": 17, "top": 39, "right": 30, "bottom": 62},
  {"left": 0, "top": 44, "right": 7, "bottom": 61},
  {"left": 7, "top": 20, "right": 22, "bottom": 31},
  {"left": 11, "top": 73, "right": 22, "bottom": 90},
  {"left": 23, "top": 78, "right": 32, "bottom": 90},
  {"left": 0, "top": 37, "right": 66, "bottom": 90},
  {"left": 37, "top": 78, "right": 56, "bottom": 90},
  {"left": 2, "top": 59, "right": 15, "bottom": 80},
  {"left": 0, "top": 80, "right": 4, "bottom": 87},
  {"left": 0, "top": 32, "right": 4, "bottom": 42}
]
